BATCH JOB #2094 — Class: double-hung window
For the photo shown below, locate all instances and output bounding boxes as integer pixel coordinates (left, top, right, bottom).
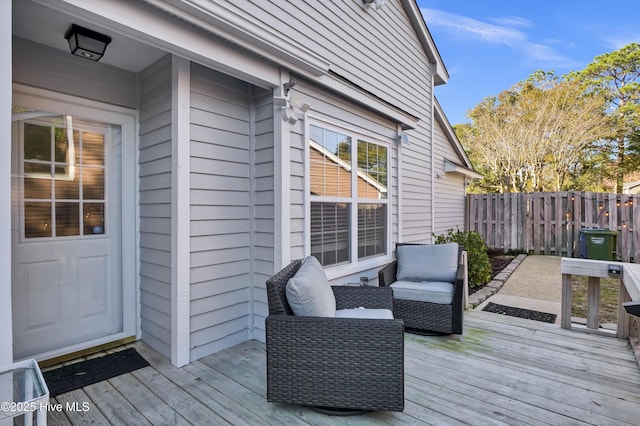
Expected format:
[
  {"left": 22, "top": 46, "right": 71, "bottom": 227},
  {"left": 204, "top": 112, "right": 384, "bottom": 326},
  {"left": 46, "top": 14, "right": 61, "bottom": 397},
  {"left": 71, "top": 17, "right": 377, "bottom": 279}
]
[{"left": 308, "top": 123, "right": 389, "bottom": 267}]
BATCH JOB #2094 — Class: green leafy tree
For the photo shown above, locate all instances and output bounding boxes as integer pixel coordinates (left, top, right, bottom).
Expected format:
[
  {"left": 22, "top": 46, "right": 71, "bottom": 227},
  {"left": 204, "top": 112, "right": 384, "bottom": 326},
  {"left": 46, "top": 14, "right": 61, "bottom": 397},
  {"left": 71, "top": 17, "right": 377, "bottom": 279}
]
[
  {"left": 574, "top": 43, "right": 640, "bottom": 192},
  {"left": 462, "top": 71, "right": 608, "bottom": 192}
]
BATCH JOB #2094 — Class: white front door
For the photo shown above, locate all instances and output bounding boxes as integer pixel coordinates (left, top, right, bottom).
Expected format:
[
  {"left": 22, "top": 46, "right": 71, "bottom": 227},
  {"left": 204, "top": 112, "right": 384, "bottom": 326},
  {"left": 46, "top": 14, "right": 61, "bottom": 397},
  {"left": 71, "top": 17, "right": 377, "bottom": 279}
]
[{"left": 11, "top": 91, "right": 135, "bottom": 361}]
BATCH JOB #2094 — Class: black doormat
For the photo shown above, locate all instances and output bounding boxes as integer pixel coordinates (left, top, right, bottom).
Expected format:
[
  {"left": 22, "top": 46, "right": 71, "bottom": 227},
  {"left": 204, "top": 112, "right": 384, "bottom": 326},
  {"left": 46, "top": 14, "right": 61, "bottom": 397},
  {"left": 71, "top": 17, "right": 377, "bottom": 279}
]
[
  {"left": 43, "top": 348, "right": 149, "bottom": 397},
  {"left": 482, "top": 302, "right": 557, "bottom": 324}
]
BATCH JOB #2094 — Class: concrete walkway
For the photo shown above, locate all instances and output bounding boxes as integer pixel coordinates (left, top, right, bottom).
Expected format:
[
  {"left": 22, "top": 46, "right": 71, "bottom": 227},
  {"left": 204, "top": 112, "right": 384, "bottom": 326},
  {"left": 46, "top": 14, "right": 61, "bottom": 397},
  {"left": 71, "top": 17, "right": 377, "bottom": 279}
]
[{"left": 470, "top": 255, "right": 563, "bottom": 325}]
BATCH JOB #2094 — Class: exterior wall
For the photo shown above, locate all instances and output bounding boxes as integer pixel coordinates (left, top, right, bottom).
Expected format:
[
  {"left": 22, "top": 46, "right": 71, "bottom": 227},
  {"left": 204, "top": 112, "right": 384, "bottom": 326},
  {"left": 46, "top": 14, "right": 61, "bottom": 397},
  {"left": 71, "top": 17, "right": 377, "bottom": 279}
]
[
  {"left": 189, "top": 63, "right": 253, "bottom": 359},
  {"left": 251, "top": 87, "right": 275, "bottom": 341},
  {"left": 401, "top": 118, "right": 434, "bottom": 243},
  {"left": 217, "top": 0, "right": 432, "bottom": 120},
  {"left": 433, "top": 118, "right": 466, "bottom": 235},
  {"left": 12, "top": 37, "right": 137, "bottom": 109},
  {"left": 138, "top": 55, "right": 173, "bottom": 359}
]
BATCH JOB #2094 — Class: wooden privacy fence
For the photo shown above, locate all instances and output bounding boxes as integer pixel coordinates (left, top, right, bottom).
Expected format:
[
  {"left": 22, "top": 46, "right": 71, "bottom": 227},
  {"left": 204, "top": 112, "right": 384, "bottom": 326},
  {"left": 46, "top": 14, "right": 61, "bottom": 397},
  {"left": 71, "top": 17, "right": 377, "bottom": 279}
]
[{"left": 466, "top": 192, "right": 640, "bottom": 263}]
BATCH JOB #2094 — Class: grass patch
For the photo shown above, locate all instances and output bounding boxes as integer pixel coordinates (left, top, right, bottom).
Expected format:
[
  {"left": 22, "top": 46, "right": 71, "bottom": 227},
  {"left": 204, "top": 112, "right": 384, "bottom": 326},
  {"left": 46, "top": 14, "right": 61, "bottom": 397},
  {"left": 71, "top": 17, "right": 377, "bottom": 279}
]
[{"left": 571, "top": 276, "right": 619, "bottom": 325}]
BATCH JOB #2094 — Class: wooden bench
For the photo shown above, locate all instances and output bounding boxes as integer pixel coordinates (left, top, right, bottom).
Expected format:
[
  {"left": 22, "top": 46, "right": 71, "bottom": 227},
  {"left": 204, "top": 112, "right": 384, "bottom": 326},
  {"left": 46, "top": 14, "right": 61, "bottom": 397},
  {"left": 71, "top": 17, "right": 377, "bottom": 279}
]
[{"left": 561, "top": 258, "right": 640, "bottom": 365}]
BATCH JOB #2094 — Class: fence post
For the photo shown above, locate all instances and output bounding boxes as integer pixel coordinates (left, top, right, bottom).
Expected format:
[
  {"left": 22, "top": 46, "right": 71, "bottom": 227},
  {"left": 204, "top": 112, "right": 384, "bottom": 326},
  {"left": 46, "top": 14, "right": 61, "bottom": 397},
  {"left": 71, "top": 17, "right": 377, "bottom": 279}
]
[{"left": 631, "top": 195, "right": 640, "bottom": 263}]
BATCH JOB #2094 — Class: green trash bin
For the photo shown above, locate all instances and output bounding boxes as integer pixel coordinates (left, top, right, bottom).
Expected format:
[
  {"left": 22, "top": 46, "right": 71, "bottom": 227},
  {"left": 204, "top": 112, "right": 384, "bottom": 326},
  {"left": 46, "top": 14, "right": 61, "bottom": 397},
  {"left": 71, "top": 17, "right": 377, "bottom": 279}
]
[{"left": 582, "top": 229, "right": 618, "bottom": 261}]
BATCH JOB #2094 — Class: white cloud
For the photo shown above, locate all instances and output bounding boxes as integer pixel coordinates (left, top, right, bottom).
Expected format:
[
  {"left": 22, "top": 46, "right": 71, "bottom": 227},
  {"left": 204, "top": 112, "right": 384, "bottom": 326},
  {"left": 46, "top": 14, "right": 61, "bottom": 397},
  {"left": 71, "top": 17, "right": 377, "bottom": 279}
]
[
  {"left": 526, "top": 43, "right": 581, "bottom": 68},
  {"left": 421, "top": 7, "right": 576, "bottom": 68},
  {"left": 490, "top": 16, "right": 533, "bottom": 29},
  {"left": 421, "top": 8, "right": 525, "bottom": 46}
]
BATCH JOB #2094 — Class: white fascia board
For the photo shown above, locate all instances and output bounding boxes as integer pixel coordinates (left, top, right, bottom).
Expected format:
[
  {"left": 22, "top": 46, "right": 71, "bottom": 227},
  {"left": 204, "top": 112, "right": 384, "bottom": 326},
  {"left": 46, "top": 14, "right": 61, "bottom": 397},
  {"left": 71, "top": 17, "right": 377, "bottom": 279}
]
[
  {"left": 41, "top": 0, "right": 281, "bottom": 88},
  {"left": 316, "top": 74, "right": 419, "bottom": 130},
  {"left": 401, "top": 0, "right": 449, "bottom": 85},
  {"left": 150, "top": 0, "right": 330, "bottom": 78},
  {"left": 434, "top": 99, "right": 475, "bottom": 169},
  {"left": 444, "top": 159, "right": 483, "bottom": 179}
]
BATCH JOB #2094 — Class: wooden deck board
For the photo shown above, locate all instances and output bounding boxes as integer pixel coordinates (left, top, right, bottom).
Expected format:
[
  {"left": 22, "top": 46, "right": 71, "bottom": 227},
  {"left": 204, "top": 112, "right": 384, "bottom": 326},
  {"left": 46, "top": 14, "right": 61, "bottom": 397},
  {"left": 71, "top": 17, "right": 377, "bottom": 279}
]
[{"left": 41, "top": 311, "right": 640, "bottom": 425}]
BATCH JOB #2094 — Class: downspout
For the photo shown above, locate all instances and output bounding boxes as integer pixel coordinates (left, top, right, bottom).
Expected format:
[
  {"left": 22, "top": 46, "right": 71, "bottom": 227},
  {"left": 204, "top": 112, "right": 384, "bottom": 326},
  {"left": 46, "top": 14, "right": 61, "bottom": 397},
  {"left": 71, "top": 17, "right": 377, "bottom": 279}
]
[
  {"left": 430, "top": 69, "right": 435, "bottom": 240},
  {"left": 396, "top": 123, "right": 403, "bottom": 244}
]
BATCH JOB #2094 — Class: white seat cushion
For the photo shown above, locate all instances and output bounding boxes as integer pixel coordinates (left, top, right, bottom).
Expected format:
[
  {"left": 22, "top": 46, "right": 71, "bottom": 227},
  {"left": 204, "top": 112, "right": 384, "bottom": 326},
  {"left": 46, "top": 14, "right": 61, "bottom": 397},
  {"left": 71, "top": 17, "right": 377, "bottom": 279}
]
[
  {"left": 396, "top": 243, "right": 459, "bottom": 282},
  {"left": 390, "top": 280, "right": 454, "bottom": 304},
  {"left": 335, "top": 308, "right": 394, "bottom": 319},
  {"left": 286, "top": 256, "right": 336, "bottom": 317}
]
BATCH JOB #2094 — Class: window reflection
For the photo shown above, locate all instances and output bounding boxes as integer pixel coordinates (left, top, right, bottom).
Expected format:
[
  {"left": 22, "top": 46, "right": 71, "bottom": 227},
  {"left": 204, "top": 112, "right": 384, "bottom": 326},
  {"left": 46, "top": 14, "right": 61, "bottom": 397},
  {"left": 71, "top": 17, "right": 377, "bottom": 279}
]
[
  {"left": 19, "top": 113, "right": 108, "bottom": 239},
  {"left": 309, "top": 125, "right": 352, "bottom": 197},
  {"left": 357, "top": 141, "right": 387, "bottom": 200}
]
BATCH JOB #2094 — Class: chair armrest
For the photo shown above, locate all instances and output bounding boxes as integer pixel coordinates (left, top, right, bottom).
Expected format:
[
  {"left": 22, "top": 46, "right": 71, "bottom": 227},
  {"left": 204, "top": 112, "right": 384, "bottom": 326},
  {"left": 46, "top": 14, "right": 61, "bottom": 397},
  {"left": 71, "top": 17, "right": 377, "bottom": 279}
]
[
  {"left": 451, "top": 264, "right": 465, "bottom": 333},
  {"left": 332, "top": 285, "right": 394, "bottom": 310},
  {"left": 378, "top": 261, "right": 398, "bottom": 287}
]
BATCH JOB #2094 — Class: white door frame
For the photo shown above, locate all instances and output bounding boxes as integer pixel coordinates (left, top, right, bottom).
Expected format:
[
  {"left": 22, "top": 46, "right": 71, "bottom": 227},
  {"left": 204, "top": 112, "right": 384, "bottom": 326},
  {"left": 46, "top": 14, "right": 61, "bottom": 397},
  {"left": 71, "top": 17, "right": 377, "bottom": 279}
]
[
  {"left": 12, "top": 83, "right": 139, "bottom": 361},
  {"left": 0, "top": 0, "right": 12, "bottom": 365}
]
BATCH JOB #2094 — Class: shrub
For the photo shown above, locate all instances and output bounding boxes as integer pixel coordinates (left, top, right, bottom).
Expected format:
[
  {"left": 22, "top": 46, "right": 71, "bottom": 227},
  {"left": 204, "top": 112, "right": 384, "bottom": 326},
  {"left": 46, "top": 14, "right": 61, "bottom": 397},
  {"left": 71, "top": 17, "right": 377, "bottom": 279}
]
[{"left": 434, "top": 229, "right": 492, "bottom": 289}]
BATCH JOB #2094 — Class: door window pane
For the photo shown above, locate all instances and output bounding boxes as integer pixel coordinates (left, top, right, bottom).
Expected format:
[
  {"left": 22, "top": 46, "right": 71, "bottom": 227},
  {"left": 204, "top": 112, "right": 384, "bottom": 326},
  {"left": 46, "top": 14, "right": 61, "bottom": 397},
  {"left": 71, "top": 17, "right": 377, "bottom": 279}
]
[
  {"left": 24, "top": 177, "right": 51, "bottom": 200},
  {"left": 55, "top": 171, "right": 80, "bottom": 200},
  {"left": 54, "top": 128, "right": 78, "bottom": 163},
  {"left": 82, "top": 132, "right": 104, "bottom": 165},
  {"left": 24, "top": 202, "right": 52, "bottom": 238},
  {"left": 24, "top": 123, "right": 51, "bottom": 161},
  {"left": 55, "top": 202, "right": 80, "bottom": 236},
  {"left": 83, "top": 168, "right": 105, "bottom": 200},
  {"left": 84, "top": 203, "right": 105, "bottom": 235}
]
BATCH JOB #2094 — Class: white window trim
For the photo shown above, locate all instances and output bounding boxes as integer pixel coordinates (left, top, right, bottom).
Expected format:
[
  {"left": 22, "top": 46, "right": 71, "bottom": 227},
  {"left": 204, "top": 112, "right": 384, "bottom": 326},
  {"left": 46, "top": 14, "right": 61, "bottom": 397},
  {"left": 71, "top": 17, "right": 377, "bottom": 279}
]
[{"left": 304, "top": 116, "right": 392, "bottom": 279}]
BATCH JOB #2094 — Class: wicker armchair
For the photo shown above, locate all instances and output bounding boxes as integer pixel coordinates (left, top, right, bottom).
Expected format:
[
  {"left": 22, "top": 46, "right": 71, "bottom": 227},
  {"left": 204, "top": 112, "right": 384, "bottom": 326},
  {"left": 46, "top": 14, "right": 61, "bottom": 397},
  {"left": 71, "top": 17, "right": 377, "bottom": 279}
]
[
  {"left": 378, "top": 243, "right": 465, "bottom": 335},
  {"left": 265, "top": 259, "right": 405, "bottom": 413}
]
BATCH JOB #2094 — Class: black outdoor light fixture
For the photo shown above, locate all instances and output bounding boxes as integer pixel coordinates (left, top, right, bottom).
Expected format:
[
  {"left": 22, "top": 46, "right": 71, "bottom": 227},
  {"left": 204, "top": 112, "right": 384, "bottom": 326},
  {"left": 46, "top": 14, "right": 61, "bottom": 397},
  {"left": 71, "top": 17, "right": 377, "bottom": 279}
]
[{"left": 65, "top": 24, "right": 112, "bottom": 61}]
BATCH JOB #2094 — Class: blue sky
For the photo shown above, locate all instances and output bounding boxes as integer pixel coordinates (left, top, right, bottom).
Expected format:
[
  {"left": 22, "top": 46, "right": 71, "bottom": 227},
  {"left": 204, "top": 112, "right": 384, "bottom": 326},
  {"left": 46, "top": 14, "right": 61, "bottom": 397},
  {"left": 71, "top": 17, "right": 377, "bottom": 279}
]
[{"left": 418, "top": 1, "right": 640, "bottom": 125}]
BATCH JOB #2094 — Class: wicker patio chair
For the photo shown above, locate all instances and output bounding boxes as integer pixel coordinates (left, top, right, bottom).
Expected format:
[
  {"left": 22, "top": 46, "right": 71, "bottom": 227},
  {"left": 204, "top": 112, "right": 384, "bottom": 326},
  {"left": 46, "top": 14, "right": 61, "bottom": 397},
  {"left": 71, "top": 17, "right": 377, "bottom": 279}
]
[
  {"left": 378, "top": 243, "right": 464, "bottom": 335},
  {"left": 265, "top": 259, "right": 405, "bottom": 413}
]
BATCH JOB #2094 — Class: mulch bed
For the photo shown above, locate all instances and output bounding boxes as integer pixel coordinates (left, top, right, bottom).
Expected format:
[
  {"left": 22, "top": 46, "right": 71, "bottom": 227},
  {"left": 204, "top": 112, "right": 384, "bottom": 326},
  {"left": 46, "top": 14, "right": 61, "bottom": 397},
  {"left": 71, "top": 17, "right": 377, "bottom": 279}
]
[
  {"left": 490, "top": 255, "right": 516, "bottom": 278},
  {"left": 469, "top": 254, "right": 515, "bottom": 295}
]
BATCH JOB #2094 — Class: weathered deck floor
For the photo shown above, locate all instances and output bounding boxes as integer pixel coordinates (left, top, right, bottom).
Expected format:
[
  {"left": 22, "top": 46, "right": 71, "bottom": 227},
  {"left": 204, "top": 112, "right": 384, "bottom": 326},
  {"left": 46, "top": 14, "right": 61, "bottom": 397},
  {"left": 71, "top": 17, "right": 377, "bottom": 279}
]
[{"left": 44, "top": 310, "right": 640, "bottom": 425}]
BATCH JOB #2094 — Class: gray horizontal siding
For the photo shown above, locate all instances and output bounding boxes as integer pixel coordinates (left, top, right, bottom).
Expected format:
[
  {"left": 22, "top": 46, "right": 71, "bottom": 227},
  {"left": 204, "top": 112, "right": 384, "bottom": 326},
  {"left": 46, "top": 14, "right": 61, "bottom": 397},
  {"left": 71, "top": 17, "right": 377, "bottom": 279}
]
[
  {"left": 251, "top": 86, "right": 275, "bottom": 341},
  {"left": 400, "top": 120, "right": 434, "bottom": 243},
  {"left": 219, "top": 1, "right": 432, "bottom": 119},
  {"left": 189, "top": 63, "right": 253, "bottom": 360},
  {"left": 139, "top": 55, "right": 173, "bottom": 359},
  {"left": 433, "top": 119, "right": 466, "bottom": 234},
  {"left": 13, "top": 37, "right": 137, "bottom": 108}
]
